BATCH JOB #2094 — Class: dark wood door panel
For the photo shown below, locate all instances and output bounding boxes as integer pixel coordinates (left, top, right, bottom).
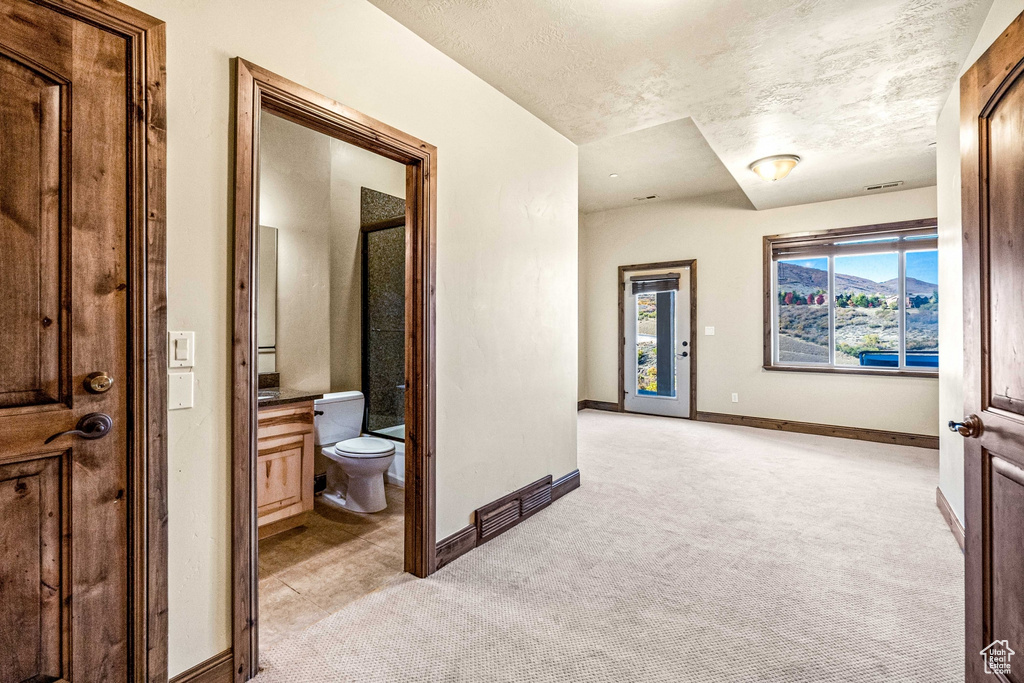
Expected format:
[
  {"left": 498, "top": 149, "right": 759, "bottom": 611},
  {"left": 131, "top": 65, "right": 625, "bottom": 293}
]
[
  {"left": 989, "top": 453, "right": 1024, "bottom": 681},
  {"left": 1, "top": 2, "right": 131, "bottom": 680},
  {"left": 0, "top": 1, "right": 72, "bottom": 80},
  {"left": 985, "top": 70, "right": 1024, "bottom": 416},
  {"left": 0, "top": 455, "right": 66, "bottom": 682},
  {"left": 0, "top": 51, "right": 67, "bottom": 409}
]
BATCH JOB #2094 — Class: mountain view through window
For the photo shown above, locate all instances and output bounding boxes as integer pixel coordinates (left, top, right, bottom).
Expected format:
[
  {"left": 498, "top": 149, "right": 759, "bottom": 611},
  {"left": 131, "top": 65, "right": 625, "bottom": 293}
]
[{"left": 775, "top": 249, "right": 938, "bottom": 369}]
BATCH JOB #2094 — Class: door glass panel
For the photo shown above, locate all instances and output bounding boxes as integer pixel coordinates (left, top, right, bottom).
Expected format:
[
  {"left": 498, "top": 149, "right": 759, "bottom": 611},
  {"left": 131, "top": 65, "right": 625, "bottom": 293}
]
[
  {"left": 834, "top": 253, "right": 898, "bottom": 366},
  {"left": 636, "top": 292, "right": 675, "bottom": 397},
  {"left": 776, "top": 257, "right": 829, "bottom": 363},
  {"left": 905, "top": 250, "right": 939, "bottom": 370},
  {"left": 0, "top": 54, "right": 64, "bottom": 407}
]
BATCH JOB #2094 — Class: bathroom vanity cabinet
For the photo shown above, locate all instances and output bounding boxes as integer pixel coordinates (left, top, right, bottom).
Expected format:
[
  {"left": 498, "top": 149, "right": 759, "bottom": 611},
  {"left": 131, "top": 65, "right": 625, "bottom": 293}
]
[{"left": 257, "top": 399, "right": 316, "bottom": 539}]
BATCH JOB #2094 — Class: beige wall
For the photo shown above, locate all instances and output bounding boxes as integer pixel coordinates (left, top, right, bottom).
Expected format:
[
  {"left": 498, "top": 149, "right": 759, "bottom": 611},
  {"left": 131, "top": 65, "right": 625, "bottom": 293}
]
[
  {"left": 936, "top": 0, "right": 1024, "bottom": 528},
  {"left": 328, "top": 139, "right": 406, "bottom": 393},
  {"left": 580, "top": 186, "right": 939, "bottom": 435},
  {"left": 128, "top": 0, "right": 578, "bottom": 675},
  {"left": 259, "top": 114, "right": 332, "bottom": 392},
  {"left": 258, "top": 114, "right": 406, "bottom": 395},
  {"left": 578, "top": 213, "right": 588, "bottom": 399}
]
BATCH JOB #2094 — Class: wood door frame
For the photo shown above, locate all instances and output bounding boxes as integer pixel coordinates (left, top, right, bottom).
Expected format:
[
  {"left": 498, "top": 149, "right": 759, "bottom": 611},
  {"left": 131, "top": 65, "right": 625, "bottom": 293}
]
[
  {"left": 231, "top": 59, "right": 437, "bottom": 681},
  {"left": 17, "top": 1, "right": 169, "bottom": 680},
  {"left": 617, "top": 260, "right": 698, "bottom": 418}
]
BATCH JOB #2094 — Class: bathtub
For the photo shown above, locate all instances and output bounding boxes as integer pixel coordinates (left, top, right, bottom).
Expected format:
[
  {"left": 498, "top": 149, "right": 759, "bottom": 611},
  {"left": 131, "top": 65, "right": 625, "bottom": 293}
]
[{"left": 386, "top": 437, "right": 405, "bottom": 487}]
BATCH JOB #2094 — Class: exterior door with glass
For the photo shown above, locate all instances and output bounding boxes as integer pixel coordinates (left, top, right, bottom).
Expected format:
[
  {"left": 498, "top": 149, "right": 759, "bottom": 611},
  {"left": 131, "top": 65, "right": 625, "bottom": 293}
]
[{"left": 623, "top": 269, "right": 691, "bottom": 418}]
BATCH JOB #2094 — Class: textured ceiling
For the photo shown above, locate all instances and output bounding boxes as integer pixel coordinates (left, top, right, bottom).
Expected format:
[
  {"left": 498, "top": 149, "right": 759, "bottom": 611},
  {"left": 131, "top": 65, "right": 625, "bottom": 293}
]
[
  {"left": 368, "top": 0, "right": 990, "bottom": 211},
  {"left": 579, "top": 118, "right": 743, "bottom": 213}
]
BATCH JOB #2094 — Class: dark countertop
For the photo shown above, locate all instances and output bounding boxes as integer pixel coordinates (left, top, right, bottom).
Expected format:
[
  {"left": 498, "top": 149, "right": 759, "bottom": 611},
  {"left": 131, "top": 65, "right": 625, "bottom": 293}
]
[{"left": 257, "top": 386, "right": 324, "bottom": 408}]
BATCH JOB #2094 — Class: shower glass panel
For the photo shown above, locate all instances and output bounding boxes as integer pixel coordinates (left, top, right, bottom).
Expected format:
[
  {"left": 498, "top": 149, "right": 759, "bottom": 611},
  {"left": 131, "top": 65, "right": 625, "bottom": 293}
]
[{"left": 362, "top": 188, "right": 406, "bottom": 439}]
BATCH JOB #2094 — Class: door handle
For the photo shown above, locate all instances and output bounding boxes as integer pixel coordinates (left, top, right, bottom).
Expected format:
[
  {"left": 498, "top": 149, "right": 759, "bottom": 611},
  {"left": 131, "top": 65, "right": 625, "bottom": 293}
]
[
  {"left": 948, "top": 414, "right": 982, "bottom": 438},
  {"left": 677, "top": 352, "right": 688, "bottom": 358},
  {"left": 44, "top": 413, "right": 114, "bottom": 444}
]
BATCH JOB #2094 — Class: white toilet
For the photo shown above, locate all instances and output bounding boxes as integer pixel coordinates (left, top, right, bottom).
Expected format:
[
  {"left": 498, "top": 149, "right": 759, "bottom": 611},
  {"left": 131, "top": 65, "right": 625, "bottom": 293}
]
[{"left": 314, "top": 391, "right": 396, "bottom": 513}]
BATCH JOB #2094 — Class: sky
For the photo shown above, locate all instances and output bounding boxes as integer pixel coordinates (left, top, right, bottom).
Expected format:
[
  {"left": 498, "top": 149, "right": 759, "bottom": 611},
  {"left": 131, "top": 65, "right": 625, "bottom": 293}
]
[{"left": 783, "top": 250, "right": 937, "bottom": 284}]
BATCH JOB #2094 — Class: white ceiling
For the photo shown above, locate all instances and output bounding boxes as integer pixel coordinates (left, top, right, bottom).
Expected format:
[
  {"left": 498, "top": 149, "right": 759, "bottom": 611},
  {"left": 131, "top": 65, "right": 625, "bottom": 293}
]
[
  {"left": 579, "top": 118, "right": 742, "bottom": 213},
  {"left": 369, "top": 0, "right": 990, "bottom": 211}
]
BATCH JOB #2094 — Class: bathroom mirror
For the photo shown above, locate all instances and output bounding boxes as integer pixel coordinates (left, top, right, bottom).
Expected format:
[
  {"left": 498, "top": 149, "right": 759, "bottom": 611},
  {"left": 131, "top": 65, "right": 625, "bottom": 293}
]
[{"left": 257, "top": 225, "right": 278, "bottom": 373}]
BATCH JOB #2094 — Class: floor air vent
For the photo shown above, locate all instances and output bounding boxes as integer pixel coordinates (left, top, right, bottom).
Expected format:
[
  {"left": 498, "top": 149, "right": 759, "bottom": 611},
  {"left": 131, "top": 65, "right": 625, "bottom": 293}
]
[
  {"left": 479, "top": 501, "right": 519, "bottom": 540},
  {"left": 522, "top": 485, "right": 552, "bottom": 516},
  {"left": 475, "top": 475, "right": 554, "bottom": 543}
]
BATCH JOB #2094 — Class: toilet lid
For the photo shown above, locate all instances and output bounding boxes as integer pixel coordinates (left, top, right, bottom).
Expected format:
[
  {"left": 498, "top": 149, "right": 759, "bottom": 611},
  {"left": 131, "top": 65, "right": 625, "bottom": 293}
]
[{"left": 334, "top": 436, "right": 395, "bottom": 458}]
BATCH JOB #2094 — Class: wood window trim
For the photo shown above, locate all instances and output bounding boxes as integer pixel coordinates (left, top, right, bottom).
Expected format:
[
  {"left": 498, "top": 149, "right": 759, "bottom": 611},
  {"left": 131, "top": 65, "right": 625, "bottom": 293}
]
[
  {"left": 231, "top": 59, "right": 437, "bottom": 682},
  {"left": 762, "top": 218, "right": 939, "bottom": 378},
  {"left": 616, "top": 259, "right": 698, "bottom": 417}
]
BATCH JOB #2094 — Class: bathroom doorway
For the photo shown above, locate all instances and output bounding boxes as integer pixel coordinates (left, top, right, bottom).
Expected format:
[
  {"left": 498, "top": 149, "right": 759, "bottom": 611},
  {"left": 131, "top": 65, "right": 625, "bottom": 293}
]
[
  {"left": 618, "top": 260, "right": 697, "bottom": 419},
  {"left": 231, "top": 60, "right": 437, "bottom": 680}
]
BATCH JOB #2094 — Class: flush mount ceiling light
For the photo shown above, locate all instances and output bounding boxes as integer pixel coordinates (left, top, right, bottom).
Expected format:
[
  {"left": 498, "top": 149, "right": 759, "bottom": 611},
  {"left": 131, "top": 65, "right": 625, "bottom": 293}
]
[
  {"left": 749, "top": 154, "right": 801, "bottom": 182},
  {"left": 609, "top": 173, "right": 619, "bottom": 178}
]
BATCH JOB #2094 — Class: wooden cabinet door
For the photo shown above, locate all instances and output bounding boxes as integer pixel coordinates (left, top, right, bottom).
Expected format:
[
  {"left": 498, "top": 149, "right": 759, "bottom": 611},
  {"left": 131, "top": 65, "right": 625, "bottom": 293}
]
[
  {"left": 961, "top": 10, "right": 1024, "bottom": 682},
  {"left": 0, "top": 2, "right": 140, "bottom": 681},
  {"left": 256, "top": 402, "right": 315, "bottom": 534},
  {"left": 257, "top": 435, "right": 307, "bottom": 519}
]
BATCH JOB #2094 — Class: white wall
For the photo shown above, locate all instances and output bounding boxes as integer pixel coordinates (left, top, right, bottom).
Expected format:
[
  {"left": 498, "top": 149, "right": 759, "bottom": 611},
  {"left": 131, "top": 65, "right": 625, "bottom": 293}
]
[
  {"left": 936, "top": 0, "right": 1024, "bottom": 528},
  {"left": 580, "top": 187, "right": 939, "bottom": 436},
  {"left": 129, "top": 0, "right": 578, "bottom": 674},
  {"left": 328, "top": 139, "right": 406, "bottom": 393},
  {"left": 259, "top": 113, "right": 332, "bottom": 392}
]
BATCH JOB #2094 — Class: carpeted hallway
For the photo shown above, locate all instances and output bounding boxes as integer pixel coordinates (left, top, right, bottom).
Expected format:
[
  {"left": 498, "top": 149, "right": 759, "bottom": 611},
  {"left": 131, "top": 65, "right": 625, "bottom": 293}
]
[{"left": 255, "top": 410, "right": 964, "bottom": 682}]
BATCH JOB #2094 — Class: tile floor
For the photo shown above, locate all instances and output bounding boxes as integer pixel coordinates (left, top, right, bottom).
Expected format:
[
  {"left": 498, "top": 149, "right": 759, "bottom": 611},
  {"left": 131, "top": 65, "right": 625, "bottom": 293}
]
[{"left": 258, "top": 484, "right": 408, "bottom": 647}]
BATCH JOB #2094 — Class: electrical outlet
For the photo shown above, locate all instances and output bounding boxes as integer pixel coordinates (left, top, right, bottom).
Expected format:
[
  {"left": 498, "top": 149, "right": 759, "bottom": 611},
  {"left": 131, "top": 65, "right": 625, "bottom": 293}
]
[
  {"left": 705, "top": 326, "right": 715, "bottom": 336},
  {"left": 731, "top": 393, "right": 739, "bottom": 403}
]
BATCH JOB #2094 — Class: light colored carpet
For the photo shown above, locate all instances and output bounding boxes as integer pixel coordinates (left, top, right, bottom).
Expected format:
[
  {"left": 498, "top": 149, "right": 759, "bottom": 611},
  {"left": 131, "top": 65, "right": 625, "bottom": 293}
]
[{"left": 255, "top": 410, "right": 964, "bottom": 682}]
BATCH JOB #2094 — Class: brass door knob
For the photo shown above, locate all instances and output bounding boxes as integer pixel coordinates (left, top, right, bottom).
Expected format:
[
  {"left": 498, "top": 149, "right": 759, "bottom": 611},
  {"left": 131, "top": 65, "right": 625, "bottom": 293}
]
[
  {"left": 85, "top": 371, "right": 114, "bottom": 394},
  {"left": 948, "top": 414, "right": 982, "bottom": 438}
]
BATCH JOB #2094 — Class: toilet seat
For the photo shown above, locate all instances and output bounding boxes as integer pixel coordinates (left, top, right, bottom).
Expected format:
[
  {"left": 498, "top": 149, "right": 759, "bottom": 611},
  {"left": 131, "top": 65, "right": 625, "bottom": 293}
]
[{"left": 332, "top": 436, "right": 395, "bottom": 459}]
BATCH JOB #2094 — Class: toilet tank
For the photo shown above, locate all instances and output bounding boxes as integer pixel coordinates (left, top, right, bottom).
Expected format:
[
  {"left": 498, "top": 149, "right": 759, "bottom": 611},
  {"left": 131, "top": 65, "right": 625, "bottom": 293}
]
[{"left": 314, "top": 391, "right": 364, "bottom": 445}]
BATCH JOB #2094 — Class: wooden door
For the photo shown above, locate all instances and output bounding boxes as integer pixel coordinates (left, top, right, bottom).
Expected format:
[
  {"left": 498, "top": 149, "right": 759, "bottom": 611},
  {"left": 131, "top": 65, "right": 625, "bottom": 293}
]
[
  {"left": 961, "top": 10, "right": 1024, "bottom": 683},
  {"left": 0, "top": 1, "right": 136, "bottom": 679}
]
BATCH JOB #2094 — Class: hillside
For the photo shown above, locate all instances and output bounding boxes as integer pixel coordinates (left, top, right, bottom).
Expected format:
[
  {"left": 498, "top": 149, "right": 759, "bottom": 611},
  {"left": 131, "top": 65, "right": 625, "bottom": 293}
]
[
  {"left": 881, "top": 276, "right": 939, "bottom": 296},
  {"left": 778, "top": 262, "right": 936, "bottom": 297}
]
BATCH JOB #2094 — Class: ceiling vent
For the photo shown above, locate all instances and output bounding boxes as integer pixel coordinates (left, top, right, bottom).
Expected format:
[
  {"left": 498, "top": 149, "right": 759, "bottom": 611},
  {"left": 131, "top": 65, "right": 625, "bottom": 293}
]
[
  {"left": 633, "top": 195, "right": 659, "bottom": 202},
  {"left": 864, "top": 181, "right": 904, "bottom": 192}
]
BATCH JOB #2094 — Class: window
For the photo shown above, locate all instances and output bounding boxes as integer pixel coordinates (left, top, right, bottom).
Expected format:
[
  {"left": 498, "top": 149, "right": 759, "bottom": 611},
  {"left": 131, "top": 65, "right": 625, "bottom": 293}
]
[{"left": 764, "top": 220, "right": 938, "bottom": 375}]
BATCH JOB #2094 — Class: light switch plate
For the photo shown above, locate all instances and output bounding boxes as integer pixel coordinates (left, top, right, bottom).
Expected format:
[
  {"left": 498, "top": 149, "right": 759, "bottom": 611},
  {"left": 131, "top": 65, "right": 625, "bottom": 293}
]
[
  {"left": 168, "top": 371, "right": 194, "bottom": 410},
  {"left": 705, "top": 326, "right": 715, "bottom": 336},
  {"left": 168, "top": 331, "right": 195, "bottom": 368}
]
